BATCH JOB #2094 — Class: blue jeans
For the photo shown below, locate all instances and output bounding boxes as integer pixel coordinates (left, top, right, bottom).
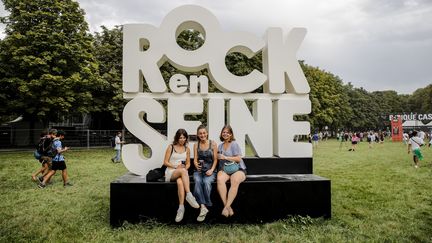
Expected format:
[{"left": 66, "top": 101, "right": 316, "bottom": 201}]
[
  {"left": 113, "top": 149, "right": 121, "bottom": 162},
  {"left": 193, "top": 171, "right": 216, "bottom": 206}
]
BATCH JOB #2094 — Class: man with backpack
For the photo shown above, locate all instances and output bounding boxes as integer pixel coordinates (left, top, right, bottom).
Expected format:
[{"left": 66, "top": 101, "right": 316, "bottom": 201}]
[
  {"left": 32, "top": 129, "right": 57, "bottom": 182},
  {"left": 38, "top": 130, "right": 72, "bottom": 188}
]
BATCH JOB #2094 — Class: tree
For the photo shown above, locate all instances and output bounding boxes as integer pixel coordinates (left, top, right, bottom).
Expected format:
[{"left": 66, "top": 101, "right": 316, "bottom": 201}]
[
  {"left": 301, "top": 62, "right": 352, "bottom": 131},
  {"left": 0, "top": 0, "right": 104, "bottom": 127},
  {"left": 92, "top": 25, "right": 124, "bottom": 123},
  {"left": 345, "top": 85, "right": 381, "bottom": 130},
  {"left": 407, "top": 84, "right": 432, "bottom": 114}
]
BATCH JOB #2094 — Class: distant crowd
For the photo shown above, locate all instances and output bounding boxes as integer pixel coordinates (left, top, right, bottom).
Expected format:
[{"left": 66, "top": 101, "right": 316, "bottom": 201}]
[{"left": 309, "top": 129, "right": 431, "bottom": 168}]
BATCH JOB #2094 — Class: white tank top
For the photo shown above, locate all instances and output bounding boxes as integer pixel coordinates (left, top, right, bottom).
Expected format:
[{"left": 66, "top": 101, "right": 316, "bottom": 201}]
[{"left": 169, "top": 145, "right": 187, "bottom": 167}]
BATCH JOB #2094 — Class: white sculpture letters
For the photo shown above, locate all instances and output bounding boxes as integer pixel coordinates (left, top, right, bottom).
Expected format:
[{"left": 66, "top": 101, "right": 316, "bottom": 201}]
[{"left": 122, "top": 5, "right": 312, "bottom": 176}]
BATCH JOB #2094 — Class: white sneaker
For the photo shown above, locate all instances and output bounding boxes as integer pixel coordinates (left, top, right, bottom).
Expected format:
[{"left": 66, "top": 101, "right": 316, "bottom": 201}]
[
  {"left": 197, "top": 207, "right": 209, "bottom": 222},
  {"left": 175, "top": 208, "right": 185, "bottom": 222},
  {"left": 186, "top": 194, "right": 200, "bottom": 208}
]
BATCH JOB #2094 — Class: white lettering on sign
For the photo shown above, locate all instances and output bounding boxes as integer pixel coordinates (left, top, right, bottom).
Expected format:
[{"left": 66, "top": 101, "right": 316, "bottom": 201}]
[
  {"left": 389, "top": 113, "right": 432, "bottom": 122},
  {"left": 122, "top": 5, "right": 312, "bottom": 176}
]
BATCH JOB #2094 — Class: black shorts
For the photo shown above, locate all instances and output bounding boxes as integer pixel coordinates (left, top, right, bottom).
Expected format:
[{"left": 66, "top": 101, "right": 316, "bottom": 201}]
[
  {"left": 351, "top": 141, "right": 358, "bottom": 145},
  {"left": 51, "top": 161, "right": 66, "bottom": 171}
]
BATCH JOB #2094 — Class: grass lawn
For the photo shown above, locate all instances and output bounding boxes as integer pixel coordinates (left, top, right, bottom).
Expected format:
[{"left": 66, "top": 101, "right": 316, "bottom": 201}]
[{"left": 1, "top": 140, "right": 431, "bottom": 242}]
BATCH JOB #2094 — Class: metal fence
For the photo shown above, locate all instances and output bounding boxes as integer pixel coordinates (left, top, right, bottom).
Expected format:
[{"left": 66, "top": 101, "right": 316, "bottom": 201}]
[{"left": 0, "top": 128, "right": 145, "bottom": 149}]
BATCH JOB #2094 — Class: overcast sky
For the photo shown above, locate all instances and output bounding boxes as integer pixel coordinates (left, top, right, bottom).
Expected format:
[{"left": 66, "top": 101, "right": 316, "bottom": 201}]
[{"left": 1, "top": 0, "right": 431, "bottom": 94}]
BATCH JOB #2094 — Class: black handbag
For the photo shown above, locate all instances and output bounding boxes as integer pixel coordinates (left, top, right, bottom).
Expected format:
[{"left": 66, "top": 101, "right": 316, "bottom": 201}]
[{"left": 146, "top": 167, "right": 165, "bottom": 182}]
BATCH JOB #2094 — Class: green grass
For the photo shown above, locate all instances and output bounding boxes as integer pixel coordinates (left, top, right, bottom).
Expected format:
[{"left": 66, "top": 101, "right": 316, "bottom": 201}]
[{"left": 1, "top": 140, "right": 432, "bottom": 242}]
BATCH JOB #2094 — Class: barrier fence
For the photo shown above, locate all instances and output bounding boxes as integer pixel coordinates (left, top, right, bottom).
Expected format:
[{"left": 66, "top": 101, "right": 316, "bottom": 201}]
[{"left": 0, "top": 128, "right": 146, "bottom": 150}]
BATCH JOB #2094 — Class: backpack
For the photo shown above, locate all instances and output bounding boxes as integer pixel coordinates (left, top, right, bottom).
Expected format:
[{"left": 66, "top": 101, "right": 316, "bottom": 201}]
[
  {"left": 36, "top": 136, "right": 53, "bottom": 156},
  {"left": 33, "top": 150, "right": 42, "bottom": 160},
  {"left": 146, "top": 167, "right": 165, "bottom": 182},
  {"left": 145, "top": 144, "right": 178, "bottom": 182},
  {"left": 110, "top": 136, "right": 116, "bottom": 147}
]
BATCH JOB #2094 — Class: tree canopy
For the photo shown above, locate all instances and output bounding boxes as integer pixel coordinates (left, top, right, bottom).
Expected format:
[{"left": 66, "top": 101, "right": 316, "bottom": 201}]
[{"left": 0, "top": 0, "right": 105, "bottom": 125}]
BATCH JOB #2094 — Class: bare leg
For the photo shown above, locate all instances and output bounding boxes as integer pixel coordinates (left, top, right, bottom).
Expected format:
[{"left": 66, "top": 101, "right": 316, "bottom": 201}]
[
  {"left": 176, "top": 178, "right": 185, "bottom": 205},
  {"left": 32, "top": 166, "right": 44, "bottom": 181},
  {"left": 171, "top": 168, "right": 191, "bottom": 193},
  {"left": 217, "top": 171, "right": 230, "bottom": 217},
  {"left": 414, "top": 156, "right": 419, "bottom": 168},
  {"left": 42, "top": 170, "right": 56, "bottom": 185},
  {"left": 62, "top": 169, "right": 69, "bottom": 184},
  {"left": 217, "top": 171, "right": 230, "bottom": 206},
  {"left": 225, "top": 171, "right": 246, "bottom": 216}
]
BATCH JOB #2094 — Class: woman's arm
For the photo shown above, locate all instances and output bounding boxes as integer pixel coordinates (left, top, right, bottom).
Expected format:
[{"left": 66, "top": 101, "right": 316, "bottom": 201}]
[
  {"left": 211, "top": 141, "right": 218, "bottom": 170},
  {"left": 193, "top": 143, "right": 199, "bottom": 170},
  {"left": 163, "top": 145, "right": 175, "bottom": 168},
  {"left": 205, "top": 141, "right": 218, "bottom": 176},
  {"left": 185, "top": 146, "right": 191, "bottom": 170}
]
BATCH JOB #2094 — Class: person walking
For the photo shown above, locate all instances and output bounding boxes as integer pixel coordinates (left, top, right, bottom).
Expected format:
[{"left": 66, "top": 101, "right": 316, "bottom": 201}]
[
  {"left": 349, "top": 133, "right": 359, "bottom": 151},
  {"left": 111, "top": 131, "right": 124, "bottom": 163},
  {"left": 32, "top": 129, "right": 56, "bottom": 182},
  {"left": 38, "top": 130, "right": 72, "bottom": 188},
  {"left": 312, "top": 132, "right": 319, "bottom": 148},
  {"left": 408, "top": 130, "right": 424, "bottom": 168}
]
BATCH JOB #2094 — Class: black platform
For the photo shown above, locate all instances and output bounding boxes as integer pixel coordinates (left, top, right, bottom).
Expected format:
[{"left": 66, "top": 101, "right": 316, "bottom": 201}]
[{"left": 110, "top": 157, "right": 331, "bottom": 226}]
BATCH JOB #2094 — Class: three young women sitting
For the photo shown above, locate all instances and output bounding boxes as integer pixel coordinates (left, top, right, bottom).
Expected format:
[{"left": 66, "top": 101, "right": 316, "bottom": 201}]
[{"left": 163, "top": 125, "right": 247, "bottom": 222}]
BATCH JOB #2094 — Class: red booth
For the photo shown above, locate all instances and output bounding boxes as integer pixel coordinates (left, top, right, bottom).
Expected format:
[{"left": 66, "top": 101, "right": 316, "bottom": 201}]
[{"left": 391, "top": 116, "right": 403, "bottom": 142}]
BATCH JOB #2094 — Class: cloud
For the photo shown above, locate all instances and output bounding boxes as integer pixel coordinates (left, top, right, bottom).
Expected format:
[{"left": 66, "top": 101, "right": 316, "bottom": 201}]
[{"left": 1, "top": 0, "right": 431, "bottom": 94}]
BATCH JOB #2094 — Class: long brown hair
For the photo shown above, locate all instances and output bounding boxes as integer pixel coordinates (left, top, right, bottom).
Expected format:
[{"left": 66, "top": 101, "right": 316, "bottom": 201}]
[{"left": 173, "top": 129, "right": 188, "bottom": 145}]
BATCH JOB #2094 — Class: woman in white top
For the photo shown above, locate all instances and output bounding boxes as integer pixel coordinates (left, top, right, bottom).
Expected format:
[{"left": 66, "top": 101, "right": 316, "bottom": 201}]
[{"left": 163, "top": 129, "right": 199, "bottom": 222}]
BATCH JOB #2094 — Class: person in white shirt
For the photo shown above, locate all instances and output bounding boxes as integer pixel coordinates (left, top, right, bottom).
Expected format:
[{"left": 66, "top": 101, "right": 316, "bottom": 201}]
[
  {"left": 111, "top": 131, "right": 124, "bottom": 163},
  {"left": 418, "top": 130, "right": 426, "bottom": 140},
  {"left": 408, "top": 130, "right": 424, "bottom": 168}
]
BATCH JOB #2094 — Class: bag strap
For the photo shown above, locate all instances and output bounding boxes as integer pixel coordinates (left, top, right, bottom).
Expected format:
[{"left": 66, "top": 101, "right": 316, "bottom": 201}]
[
  {"left": 170, "top": 144, "right": 174, "bottom": 157},
  {"left": 410, "top": 137, "right": 421, "bottom": 146}
]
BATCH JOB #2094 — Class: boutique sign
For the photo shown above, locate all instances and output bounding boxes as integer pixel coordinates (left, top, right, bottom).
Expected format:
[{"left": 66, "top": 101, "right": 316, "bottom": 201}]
[
  {"left": 122, "top": 5, "right": 312, "bottom": 176},
  {"left": 389, "top": 113, "right": 432, "bottom": 121}
]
